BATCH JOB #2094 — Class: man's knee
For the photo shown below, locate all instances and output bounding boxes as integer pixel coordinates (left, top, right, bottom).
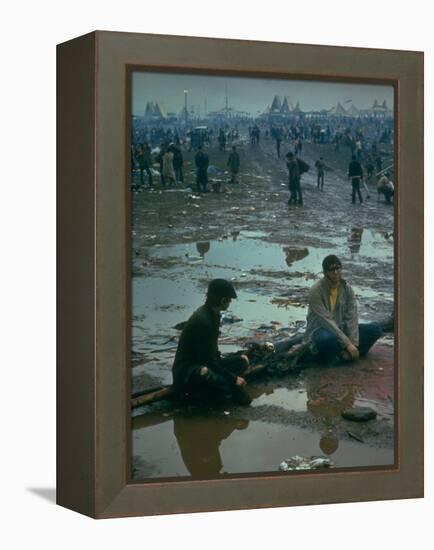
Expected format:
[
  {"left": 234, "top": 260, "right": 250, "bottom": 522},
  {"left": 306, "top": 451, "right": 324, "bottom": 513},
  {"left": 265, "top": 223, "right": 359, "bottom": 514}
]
[
  {"left": 368, "top": 322, "right": 382, "bottom": 339},
  {"left": 314, "top": 329, "right": 338, "bottom": 348},
  {"left": 313, "top": 330, "right": 339, "bottom": 357},
  {"left": 360, "top": 322, "right": 382, "bottom": 338}
]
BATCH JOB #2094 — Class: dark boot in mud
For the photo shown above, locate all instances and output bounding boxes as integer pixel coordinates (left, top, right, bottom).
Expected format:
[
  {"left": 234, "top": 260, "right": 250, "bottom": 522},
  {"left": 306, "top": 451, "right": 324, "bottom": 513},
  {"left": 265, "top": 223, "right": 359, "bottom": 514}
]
[{"left": 232, "top": 386, "right": 252, "bottom": 406}]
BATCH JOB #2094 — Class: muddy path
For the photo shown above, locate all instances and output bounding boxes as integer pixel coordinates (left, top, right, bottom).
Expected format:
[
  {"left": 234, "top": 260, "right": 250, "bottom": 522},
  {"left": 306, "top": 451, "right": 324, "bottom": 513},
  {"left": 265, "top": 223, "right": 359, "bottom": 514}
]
[{"left": 130, "top": 127, "right": 395, "bottom": 478}]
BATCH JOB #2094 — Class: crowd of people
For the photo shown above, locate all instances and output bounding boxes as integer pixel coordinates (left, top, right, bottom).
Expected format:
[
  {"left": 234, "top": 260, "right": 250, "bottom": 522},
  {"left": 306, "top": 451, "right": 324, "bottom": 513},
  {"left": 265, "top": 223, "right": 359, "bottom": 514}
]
[
  {"left": 131, "top": 117, "right": 393, "bottom": 407},
  {"left": 131, "top": 116, "right": 394, "bottom": 203}
]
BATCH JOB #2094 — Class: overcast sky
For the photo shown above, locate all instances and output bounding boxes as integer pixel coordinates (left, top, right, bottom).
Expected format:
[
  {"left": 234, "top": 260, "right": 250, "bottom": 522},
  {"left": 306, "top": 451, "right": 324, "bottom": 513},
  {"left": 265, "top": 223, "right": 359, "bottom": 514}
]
[{"left": 132, "top": 71, "right": 394, "bottom": 117}]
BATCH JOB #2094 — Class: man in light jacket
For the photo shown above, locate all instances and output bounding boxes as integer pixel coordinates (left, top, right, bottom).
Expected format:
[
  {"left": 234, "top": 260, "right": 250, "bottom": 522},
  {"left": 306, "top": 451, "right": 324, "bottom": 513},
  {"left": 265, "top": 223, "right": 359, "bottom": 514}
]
[{"left": 304, "top": 255, "right": 382, "bottom": 364}]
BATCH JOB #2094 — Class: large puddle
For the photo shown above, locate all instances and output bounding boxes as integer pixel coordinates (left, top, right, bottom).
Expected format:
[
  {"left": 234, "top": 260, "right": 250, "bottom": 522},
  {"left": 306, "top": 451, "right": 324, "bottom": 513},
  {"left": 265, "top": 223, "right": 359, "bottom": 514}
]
[
  {"left": 132, "top": 344, "right": 395, "bottom": 479},
  {"left": 132, "top": 415, "right": 393, "bottom": 478},
  {"left": 131, "top": 228, "right": 394, "bottom": 478},
  {"left": 132, "top": 229, "right": 393, "bottom": 385}
]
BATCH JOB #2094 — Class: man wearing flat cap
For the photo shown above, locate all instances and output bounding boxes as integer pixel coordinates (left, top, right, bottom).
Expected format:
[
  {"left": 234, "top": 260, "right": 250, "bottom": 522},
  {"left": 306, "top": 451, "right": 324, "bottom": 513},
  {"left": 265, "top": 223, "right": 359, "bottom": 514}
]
[
  {"left": 304, "top": 255, "right": 382, "bottom": 364},
  {"left": 172, "top": 279, "right": 252, "bottom": 405}
]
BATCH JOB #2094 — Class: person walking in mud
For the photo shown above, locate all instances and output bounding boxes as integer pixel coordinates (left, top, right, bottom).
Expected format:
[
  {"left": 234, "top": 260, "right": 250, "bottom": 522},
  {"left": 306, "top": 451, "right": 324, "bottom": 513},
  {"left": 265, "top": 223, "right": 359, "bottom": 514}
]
[
  {"left": 172, "top": 143, "right": 184, "bottom": 184},
  {"left": 275, "top": 131, "right": 282, "bottom": 159},
  {"left": 156, "top": 143, "right": 166, "bottom": 186},
  {"left": 348, "top": 155, "right": 364, "bottom": 204},
  {"left": 218, "top": 128, "right": 226, "bottom": 152},
  {"left": 303, "top": 255, "right": 382, "bottom": 365},
  {"left": 172, "top": 279, "right": 252, "bottom": 406},
  {"left": 315, "top": 157, "right": 325, "bottom": 191},
  {"left": 162, "top": 145, "right": 176, "bottom": 186},
  {"left": 195, "top": 145, "right": 209, "bottom": 193},
  {"left": 135, "top": 142, "right": 153, "bottom": 188},
  {"left": 286, "top": 151, "right": 303, "bottom": 206},
  {"left": 227, "top": 145, "right": 240, "bottom": 184},
  {"left": 377, "top": 171, "right": 394, "bottom": 204}
]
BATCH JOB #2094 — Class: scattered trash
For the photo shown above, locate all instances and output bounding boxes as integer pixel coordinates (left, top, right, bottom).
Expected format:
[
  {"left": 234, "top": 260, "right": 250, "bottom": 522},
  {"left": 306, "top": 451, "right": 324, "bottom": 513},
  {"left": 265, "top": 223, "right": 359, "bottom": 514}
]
[
  {"left": 221, "top": 313, "right": 243, "bottom": 324},
  {"left": 223, "top": 411, "right": 230, "bottom": 416},
  {"left": 207, "top": 165, "right": 223, "bottom": 174},
  {"left": 347, "top": 431, "right": 364, "bottom": 443},
  {"left": 342, "top": 407, "right": 377, "bottom": 422},
  {"left": 279, "top": 456, "right": 334, "bottom": 471}
]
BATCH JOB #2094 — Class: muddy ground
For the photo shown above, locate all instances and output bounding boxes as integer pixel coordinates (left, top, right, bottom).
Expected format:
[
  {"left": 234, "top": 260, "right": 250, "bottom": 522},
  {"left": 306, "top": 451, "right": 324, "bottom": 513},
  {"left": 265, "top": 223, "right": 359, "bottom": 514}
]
[{"left": 130, "top": 128, "right": 395, "bottom": 479}]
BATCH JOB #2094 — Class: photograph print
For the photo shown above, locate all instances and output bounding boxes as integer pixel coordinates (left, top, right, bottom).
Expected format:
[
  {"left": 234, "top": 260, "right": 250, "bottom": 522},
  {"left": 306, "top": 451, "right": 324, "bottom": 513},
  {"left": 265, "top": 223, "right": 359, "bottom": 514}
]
[{"left": 129, "top": 70, "right": 395, "bottom": 480}]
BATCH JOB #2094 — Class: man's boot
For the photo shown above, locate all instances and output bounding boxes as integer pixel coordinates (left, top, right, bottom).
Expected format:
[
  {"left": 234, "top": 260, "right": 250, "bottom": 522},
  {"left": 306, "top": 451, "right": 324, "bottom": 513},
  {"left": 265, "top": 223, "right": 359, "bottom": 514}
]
[{"left": 232, "top": 386, "right": 252, "bottom": 406}]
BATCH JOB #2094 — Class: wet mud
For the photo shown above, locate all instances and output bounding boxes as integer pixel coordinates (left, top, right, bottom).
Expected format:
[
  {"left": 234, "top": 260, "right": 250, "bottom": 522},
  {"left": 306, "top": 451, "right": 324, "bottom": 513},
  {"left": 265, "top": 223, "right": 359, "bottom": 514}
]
[{"left": 131, "top": 130, "right": 395, "bottom": 478}]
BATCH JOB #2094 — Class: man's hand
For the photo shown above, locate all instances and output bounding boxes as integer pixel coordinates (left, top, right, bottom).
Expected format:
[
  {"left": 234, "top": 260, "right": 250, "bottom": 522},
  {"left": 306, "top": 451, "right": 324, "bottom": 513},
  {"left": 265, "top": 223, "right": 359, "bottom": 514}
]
[
  {"left": 235, "top": 376, "right": 247, "bottom": 386},
  {"left": 346, "top": 343, "right": 359, "bottom": 360}
]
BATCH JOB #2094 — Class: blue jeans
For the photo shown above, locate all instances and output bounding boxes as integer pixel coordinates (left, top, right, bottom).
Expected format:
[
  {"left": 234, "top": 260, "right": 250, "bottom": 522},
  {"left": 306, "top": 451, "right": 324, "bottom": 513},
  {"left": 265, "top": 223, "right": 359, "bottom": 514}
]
[{"left": 312, "top": 322, "right": 382, "bottom": 362}]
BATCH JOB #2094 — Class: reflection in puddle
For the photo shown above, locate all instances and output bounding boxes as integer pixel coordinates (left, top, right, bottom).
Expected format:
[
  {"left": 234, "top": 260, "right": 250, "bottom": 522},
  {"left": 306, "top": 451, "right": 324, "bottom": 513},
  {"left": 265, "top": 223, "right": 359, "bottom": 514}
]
[
  {"left": 196, "top": 241, "right": 210, "bottom": 257},
  {"left": 132, "top": 411, "right": 393, "bottom": 479},
  {"left": 132, "top": 346, "right": 394, "bottom": 479},
  {"left": 348, "top": 227, "right": 363, "bottom": 254},
  {"left": 131, "top": 231, "right": 394, "bottom": 479},
  {"left": 252, "top": 387, "right": 308, "bottom": 412},
  {"left": 284, "top": 246, "right": 309, "bottom": 266}
]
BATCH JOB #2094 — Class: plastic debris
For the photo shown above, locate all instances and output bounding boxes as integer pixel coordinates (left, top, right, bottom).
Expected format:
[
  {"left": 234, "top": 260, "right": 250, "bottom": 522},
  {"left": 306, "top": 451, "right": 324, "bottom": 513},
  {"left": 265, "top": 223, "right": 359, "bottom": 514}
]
[
  {"left": 221, "top": 313, "right": 243, "bottom": 324},
  {"left": 347, "top": 431, "right": 364, "bottom": 443},
  {"left": 279, "top": 456, "right": 334, "bottom": 471},
  {"left": 207, "top": 165, "right": 223, "bottom": 174}
]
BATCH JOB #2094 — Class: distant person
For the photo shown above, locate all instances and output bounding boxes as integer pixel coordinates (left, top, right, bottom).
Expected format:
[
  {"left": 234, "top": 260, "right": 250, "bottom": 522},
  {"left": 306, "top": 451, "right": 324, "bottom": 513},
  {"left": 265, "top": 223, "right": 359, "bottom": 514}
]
[
  {"left": 377, "top": 172, "right": 394, "bottom": 204},
  {"left": 355, "top": 139, "right": 363, "bottom": 161},
  {"left": 172, "top": 279, "right": 252, "bottom": 406},
  {"left": 348, "top": 155, "right": 364, "bottom": 204},
  {"left": 162, "top": 146, "right": 176, "bottom": 186},
  {"left": 172, "top": 144, "right": 184, "bottom": 184},
  {"left": 365, "top": 155, "right": 375, "bottom": 180},
  {"left": 218, "top": 129, "right": 226, "bottom": 152},
  {"left": 286, "top": 152, "right": 302, "bottom": 205},
  {"left": 294, "top": 138, "right": 302, "bottom": 155},
  {"left": 276, "top": 133, "right": 282, "bottom": 158},
  {"left": 315, "top": 157, "right": 325, "bottom": 191},
  {"left": 304, "top": 255, "right": 382, "bottom": 364},
  {"left": 195, "top": 145, "right": 209, "bottom": 193},
  {"left": 227, "top": 145, "right": 240, "bottom": 184},
  {"left": 156, "top": 143, "right": 166, "bottom": 186}
]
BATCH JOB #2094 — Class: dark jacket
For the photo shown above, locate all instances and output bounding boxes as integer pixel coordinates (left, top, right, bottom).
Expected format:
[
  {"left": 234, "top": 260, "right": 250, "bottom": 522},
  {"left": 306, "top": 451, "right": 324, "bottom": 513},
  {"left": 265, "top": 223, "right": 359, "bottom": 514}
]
[
  {"left": 348, "top": 159, "right": 364, "bottom": 179},
  {"left": 227, "top": 150, "right": 240, "bottom": 172},
  {"left": 172, "top": 304, "right": 236, "bottom": 390},
  {"left": 172, "top": 147, "right": 183, "bottom": 169},
  {"left": 286, "top": 158, "right": 300, "bottom": 182},
  {"left": 315, "top": 159, "right": 325, "bottom": 174},
  {"left": 195, "top": 151, "right": 209, "bottom": 174}
]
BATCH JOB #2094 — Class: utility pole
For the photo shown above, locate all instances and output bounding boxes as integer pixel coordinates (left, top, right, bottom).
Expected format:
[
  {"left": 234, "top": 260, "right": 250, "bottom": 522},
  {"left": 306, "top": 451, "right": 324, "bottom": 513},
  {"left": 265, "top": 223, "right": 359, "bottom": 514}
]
[
  {"left": 225, "top": 84, "right": 228, "bottom": 120},
  {"left": 184, "top": 89, "right": 188, "bottom": 126}
]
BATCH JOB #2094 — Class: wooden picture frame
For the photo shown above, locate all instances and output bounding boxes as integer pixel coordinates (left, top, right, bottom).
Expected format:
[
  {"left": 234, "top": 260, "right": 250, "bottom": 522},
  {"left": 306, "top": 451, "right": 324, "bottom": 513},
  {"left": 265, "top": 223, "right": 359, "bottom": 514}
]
[{"left": 57, "top": 31, "right": 423, "bottom": 518}]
